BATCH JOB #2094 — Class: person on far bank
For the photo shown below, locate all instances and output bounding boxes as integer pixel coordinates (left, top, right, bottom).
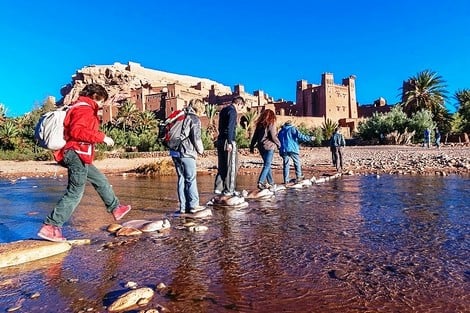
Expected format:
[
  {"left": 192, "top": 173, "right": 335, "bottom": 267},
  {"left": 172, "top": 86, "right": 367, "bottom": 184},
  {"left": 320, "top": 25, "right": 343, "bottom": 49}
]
[
  {"left": 423, "top": 127, "right": 431, "bottom": 148},
  {"left": 249, "top": 109, "right": 281, "bottom": 190},
  {"left": 330, "top": 127, "right": 346, "bottom": 172},
  {"left": 435, "top": 127, "right": 441, "bottom": 149},
  {"left": 214, "top": 96, "right": 243, "bottom": 196},
  {"left": 37, "top": 84, "right": 131, "bottom": 242},
  {"left": 171, "top": 100, "right": 206, "bottom": 215},
  {"left": 277, "top": 120, "right": 314, "bottom": 184}
]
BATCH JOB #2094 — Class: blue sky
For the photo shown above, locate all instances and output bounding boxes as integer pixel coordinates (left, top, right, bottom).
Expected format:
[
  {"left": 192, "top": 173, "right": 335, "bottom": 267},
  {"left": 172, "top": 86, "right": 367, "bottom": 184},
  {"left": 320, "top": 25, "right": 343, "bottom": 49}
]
[{"left": 1, "top": 0, "right": 469, "bottom": 117}]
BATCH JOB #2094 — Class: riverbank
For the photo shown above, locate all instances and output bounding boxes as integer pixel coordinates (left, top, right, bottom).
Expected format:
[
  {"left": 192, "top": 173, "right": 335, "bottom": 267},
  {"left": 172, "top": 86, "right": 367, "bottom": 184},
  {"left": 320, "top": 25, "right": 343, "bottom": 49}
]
[{"left": 0, "top": 145, "right": 469, "bottom": 180}]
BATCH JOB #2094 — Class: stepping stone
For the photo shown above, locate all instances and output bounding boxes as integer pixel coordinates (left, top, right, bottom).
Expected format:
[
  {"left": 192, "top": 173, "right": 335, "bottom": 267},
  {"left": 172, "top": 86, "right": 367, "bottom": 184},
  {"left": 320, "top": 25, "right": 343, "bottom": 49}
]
[{"left": 0, "top": 240, "right": 71, "bottom": 269}]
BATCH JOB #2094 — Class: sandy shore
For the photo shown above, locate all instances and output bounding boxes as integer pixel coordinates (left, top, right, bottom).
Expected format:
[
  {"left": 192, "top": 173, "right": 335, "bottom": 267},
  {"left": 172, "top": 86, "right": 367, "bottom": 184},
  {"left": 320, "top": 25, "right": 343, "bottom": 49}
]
[{"left": 1, "top": 145, "right": 469, "bottom": 179}]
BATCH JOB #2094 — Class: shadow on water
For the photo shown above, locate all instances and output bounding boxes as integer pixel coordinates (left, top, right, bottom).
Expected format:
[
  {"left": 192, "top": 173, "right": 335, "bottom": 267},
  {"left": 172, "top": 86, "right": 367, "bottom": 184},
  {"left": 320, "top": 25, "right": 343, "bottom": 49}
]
[{"left": 0, "top": 174, "right": 469, "bottom": 312}]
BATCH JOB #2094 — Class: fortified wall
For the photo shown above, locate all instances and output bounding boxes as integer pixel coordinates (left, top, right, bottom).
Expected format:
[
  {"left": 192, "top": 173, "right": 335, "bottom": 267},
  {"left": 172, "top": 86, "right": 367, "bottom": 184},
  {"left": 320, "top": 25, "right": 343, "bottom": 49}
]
[
  {"left": 60, "top": 61, "right": 273, "bottom": 123},
  {"left": 59, "top": 62, "right": 392, "bottom": 135}
]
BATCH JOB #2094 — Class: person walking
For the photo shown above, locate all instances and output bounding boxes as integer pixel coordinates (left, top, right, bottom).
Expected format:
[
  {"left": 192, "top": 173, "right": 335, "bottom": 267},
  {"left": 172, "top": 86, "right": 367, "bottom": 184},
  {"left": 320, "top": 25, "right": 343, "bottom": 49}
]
[
  {"left": 423, "top": 128, "right": 431, "bottom": 148},
  {"left": 170, "top": 100, "right": 205, "bottom": 214},
  {"left": 214, "top": 96, "right": 243, "bottom": 196},
  {"left": 277, "top": 120, "right": 314, "bottom": 184},
  {"left": 435, "top": 127, "right": 441, "bottom": 149},
  {"left": 37, "top": 83, "right": 131, "bottom": 242},
  {"left": 249, "top": 109, "right": 281, "bottom": 190},
  {"left": 330, "top": 127, "right": 346, "bottom": 172}
]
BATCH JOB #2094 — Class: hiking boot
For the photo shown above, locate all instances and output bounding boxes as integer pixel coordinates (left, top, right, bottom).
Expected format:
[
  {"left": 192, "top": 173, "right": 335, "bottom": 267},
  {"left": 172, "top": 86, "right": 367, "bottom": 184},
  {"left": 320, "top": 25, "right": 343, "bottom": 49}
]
[
  {"left": 189, "top": 205, "right": 206, "bottom": 214},
  {"left": 112, "top": 204, "right": 132, "bottom": 221},
  {"left": 295, "top": 176, "right": 305, "bottom": 183},
  {"left": 37, "top": 224, "right": 66, "bottom": 242}
]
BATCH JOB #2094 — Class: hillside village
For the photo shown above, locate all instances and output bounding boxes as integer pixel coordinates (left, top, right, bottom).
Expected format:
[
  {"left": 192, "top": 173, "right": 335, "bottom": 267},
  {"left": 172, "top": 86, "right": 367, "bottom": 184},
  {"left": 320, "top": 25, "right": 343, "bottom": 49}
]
[{"left": 60, "top": 61, "right": 392, "bottom": 137}]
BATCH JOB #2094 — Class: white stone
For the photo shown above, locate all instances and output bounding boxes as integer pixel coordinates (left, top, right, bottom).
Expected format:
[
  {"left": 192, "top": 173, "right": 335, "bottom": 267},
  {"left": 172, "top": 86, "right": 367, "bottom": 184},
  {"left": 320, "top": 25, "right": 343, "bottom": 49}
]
[{"left": 107, "top": 287, "right": 154, "bottom": 312}]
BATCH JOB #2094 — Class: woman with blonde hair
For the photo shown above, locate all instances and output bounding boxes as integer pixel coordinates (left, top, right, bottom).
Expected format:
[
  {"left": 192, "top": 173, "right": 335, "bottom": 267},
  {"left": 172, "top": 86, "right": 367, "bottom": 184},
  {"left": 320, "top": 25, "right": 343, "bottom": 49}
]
[{"left": 249, "top": 109, "right": 281, "bottom": 189}]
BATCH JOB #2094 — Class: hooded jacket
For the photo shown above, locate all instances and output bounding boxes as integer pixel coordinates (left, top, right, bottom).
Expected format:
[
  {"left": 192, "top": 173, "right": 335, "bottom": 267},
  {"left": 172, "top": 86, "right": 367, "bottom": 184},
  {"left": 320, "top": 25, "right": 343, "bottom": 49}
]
[
  {"left": 277, "top": 122, "right": 311, "bottom": 155},
  {"left": 173, "top": 108, "right": 204, "bottom": 159},
  {"left": 53, "top": 96, "right": 106, "bottom": 164}
]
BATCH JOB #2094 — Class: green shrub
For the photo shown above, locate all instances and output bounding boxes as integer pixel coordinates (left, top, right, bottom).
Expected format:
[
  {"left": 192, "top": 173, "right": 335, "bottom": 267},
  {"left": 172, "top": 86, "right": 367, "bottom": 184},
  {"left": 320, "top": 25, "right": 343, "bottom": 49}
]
[
  {"left": 201, "top": 129, "right": 214, "bottom": 150},
  {"left": 235, "top": 126, "right": 250, "bottom": 148}
]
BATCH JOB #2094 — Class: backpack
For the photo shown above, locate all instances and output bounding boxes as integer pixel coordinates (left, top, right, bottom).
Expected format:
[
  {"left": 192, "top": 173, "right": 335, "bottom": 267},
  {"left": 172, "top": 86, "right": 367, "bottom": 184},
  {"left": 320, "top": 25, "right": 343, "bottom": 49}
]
[
  {"left": 34, "top": 102, "right": 89, "bottom": 150},
  {"left": 159, "top": 110, "right": 189, "bottom": 150}
]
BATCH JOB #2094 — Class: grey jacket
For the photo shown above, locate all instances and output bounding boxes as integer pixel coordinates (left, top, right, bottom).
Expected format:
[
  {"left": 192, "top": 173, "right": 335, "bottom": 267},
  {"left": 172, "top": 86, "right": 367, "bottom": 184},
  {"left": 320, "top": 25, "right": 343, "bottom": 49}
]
[{"left": 178, "top": 110, "right": 204, "bottom": 159}]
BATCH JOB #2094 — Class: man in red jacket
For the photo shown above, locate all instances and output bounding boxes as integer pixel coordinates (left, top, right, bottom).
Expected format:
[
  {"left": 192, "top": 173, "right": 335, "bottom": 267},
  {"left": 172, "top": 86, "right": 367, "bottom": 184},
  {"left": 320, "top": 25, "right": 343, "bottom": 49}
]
[{"left": 37, "top": 84, "right": 131, "bottom": 242}]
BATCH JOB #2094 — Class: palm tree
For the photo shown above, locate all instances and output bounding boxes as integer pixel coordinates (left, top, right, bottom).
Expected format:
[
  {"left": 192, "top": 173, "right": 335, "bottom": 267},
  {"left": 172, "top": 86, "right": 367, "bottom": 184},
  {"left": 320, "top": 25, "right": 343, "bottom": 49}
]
[
  {"left": 115, "top": 100, "right": 139, "bottom": 132},
  {"left": 321, "top": 118, "right": 338, "bottom": 139},
  {"left": 135, "top": 111, "right": 158, "bottom": 134},
  {"left": 0, "top": 120, "right": 20, "bottom": 150},
  {"left": 400, "top": 69, "right": 448, "bottom": 117},
  {"left": 455, "top": 89, "right": 470, "bottom": 132},
  {"left": 242, "top": 109, "right": 259, "bottom": 138},
  {"left": 205, "top": 104, "right": 218, "bottom": 139}
]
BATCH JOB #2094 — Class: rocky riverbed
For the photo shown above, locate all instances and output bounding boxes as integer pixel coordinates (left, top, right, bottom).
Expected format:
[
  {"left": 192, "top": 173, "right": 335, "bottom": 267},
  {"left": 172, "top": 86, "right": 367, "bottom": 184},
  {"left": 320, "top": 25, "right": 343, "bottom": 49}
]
[{"left": 0, "top": 145, "right": 469, "bottom": 180}]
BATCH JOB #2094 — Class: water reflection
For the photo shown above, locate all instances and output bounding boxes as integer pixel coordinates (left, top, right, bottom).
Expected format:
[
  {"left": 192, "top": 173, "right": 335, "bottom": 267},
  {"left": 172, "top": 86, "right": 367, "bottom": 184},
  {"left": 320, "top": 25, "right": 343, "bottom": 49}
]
[{"left": 0, "top": 174, "right": 468, "bottom": 312}]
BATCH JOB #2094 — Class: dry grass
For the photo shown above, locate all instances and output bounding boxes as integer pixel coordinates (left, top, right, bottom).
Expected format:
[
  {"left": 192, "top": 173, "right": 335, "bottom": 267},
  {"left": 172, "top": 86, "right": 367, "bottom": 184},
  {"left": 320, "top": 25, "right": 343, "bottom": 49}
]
[{"left": 134, "top": 158, "right": 176, "bottom": 176}]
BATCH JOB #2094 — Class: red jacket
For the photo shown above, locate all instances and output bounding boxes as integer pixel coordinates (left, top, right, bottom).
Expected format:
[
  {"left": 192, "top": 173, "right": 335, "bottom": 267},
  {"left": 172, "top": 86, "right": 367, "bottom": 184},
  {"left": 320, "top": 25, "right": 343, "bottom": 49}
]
[{"left": 53, "top": 96, "right": 106, "bottom": 164}]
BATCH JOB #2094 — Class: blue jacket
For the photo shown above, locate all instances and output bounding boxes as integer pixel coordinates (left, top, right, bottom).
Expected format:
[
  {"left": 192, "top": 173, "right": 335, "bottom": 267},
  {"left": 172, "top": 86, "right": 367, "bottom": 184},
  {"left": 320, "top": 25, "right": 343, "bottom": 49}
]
[
  {"left": 277, "top": 122, "right": 311, "bottom": 155},
  {"left": 330, "top": 131, "right": 345, "bottom": 147}
]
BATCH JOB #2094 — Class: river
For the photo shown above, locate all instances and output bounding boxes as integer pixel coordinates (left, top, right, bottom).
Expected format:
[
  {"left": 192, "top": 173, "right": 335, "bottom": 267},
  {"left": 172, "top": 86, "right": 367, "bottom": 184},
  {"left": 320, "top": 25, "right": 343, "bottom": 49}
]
[{"left": 0, "top": 173, "right": 468, "bottom": 312}]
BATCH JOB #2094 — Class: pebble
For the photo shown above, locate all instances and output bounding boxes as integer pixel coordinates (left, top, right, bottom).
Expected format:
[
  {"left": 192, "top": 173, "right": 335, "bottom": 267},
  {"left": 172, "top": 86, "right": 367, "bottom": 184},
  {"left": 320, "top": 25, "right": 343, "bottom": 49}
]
[
  {"left": 107, "top": 287, "right": 155, "bottom": 312},
  {"left": 107, "top": 223, "right": 122, "bottom": 233},
  {"left": 188, "top": 225, "right": 208, "bottom": 232},
  {"left": 125, "top": 281, "right": 138, "bottom": 289},
  {"left": 29, "top": 292, "right": 40, "bottom": 299},
  {"left": 6, "top": 305, "right": 21, "bottom": 312}
]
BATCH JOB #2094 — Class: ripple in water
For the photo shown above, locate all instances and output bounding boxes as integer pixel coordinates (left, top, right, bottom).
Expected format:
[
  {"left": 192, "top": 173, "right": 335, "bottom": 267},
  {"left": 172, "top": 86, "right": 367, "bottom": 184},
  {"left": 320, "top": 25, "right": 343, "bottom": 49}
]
[{"left": 0, "top": 174, "right": 468, "bottom": 312}]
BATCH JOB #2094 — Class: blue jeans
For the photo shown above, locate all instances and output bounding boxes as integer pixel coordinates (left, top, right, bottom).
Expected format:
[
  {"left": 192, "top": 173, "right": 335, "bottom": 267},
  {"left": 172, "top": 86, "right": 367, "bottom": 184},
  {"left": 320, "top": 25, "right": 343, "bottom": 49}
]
[
  {"left": 258, "top": 148, "right": 274, "bottom": 185},
  {"left": 281, "top": 152, "right": 302, "bottom": 184},
  {"left": 173, "top": 157, "right": 199, "bottom": 212},
  {"left": 45, "top": 150, "right": 119, "bottom": 226}
]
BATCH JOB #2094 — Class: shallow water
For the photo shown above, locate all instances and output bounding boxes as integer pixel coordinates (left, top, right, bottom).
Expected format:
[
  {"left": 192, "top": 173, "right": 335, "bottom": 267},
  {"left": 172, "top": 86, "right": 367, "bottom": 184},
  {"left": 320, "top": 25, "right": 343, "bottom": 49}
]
[{"left": 0, "top": 174, "right": 469, "bottom": 312}]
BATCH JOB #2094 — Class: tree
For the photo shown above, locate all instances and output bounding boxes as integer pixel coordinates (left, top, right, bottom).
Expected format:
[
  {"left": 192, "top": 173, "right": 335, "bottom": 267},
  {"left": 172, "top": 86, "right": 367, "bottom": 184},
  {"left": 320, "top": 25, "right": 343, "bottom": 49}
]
[
  {"left": 408, "top": 109, "right": 435, "bottom": 143},
  {"left": 383, "top": 106, "right": 408, "bottom": 134},
  {"left": 357, "top": 112, "right": 387, "bottom": 141},
  {"left": 321, "top": 118, "right": 338, "bottom": 139},
  {"left": 0, "top": 120, "right": 20, "bottom": 150},
  {"left": 115, "top": 100, "right": 139, "bottom": 132},
  {"left": 135, "top": 111, "right": 158, "bottom": 135},
  {"left": 205, "top": 104, "right": 218, "bottom": 140},
  {"left": 455, "top": 89, "right": 470, "bottom": 132},
  {"left": 241, "top": 109, "right": 258, "bottom": 139},
  {"left": 401, "top": 69, "right": 448, "bottom": 117}
]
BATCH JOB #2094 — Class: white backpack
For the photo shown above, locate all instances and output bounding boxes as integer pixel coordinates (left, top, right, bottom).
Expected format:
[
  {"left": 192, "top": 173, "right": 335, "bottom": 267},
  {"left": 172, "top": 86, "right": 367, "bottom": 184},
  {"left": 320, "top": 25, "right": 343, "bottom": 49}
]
[{"left": 34, "top": 102, "right": 89, "bottom": 150}]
